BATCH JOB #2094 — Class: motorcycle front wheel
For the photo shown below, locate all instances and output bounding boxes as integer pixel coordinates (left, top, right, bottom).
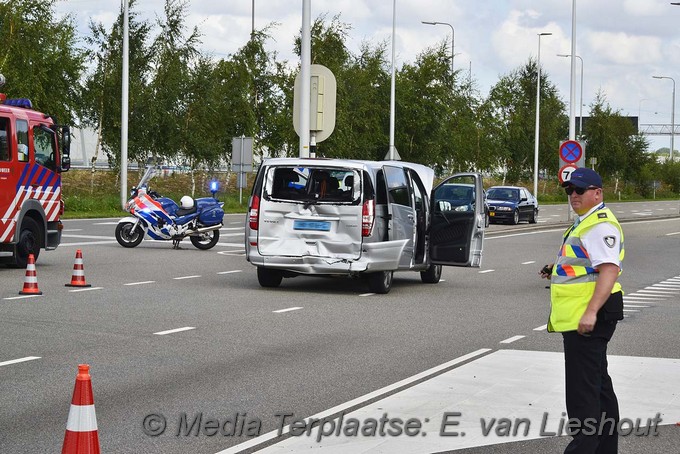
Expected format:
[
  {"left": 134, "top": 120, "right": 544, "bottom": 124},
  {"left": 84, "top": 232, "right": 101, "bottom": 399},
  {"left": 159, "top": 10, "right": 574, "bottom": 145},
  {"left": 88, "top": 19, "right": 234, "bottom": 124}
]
[
  {"left": 190, "top": 229, "right": 220, "bottom": 250},
  {"left": 115, "top": 222, "right": 144, "bottom": 248}
]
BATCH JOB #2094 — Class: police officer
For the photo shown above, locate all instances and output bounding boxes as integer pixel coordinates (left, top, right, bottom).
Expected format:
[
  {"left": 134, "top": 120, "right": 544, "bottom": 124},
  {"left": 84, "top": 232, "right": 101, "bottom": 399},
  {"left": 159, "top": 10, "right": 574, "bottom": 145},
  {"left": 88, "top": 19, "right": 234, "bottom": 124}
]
[{"left": 540, "top": 167, "right": 624, "bottom": 453}]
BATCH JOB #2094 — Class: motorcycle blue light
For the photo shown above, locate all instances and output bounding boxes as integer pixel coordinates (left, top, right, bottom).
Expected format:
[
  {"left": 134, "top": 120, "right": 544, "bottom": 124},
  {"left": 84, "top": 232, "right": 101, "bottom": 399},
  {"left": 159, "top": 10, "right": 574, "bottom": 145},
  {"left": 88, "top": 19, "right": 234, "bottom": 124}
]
[{"left": 210, "top": 181, "right": 219, "bottom": 192}]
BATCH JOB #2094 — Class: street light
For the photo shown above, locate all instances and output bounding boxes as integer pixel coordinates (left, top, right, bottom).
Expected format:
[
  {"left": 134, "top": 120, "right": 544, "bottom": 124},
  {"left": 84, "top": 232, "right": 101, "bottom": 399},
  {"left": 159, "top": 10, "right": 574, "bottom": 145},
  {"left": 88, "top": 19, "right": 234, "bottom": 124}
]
[
  {"left": 422, "top": 21, "right": 455, "bottom": 75},
  {"left": 533, "top": 32, "right": 552, "bottom": 199},
  {"left": 558, "top": 54, "right": 583, "bottom": 138},
  {"left": 653, "top": 75, "right": 676, "bottom": 161}
]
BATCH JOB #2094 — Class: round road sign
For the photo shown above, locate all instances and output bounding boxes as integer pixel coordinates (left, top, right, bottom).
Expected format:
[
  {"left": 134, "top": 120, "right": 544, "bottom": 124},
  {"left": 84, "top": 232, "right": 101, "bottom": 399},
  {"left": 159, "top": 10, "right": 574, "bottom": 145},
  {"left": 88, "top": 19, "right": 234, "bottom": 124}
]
[
  {"left": 558, "top": 164, "right": 579, "bottom": 184},
  {"left": 559, "top": 140, "right": 583, "bottom": 164}
]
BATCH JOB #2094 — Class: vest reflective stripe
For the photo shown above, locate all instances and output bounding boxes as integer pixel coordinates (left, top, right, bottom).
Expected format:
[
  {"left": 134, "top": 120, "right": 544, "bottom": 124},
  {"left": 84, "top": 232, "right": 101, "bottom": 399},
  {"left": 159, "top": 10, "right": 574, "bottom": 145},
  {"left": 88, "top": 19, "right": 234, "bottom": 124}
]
[{"left": 548, "top": 207, "right": 624, "bottom": 332}]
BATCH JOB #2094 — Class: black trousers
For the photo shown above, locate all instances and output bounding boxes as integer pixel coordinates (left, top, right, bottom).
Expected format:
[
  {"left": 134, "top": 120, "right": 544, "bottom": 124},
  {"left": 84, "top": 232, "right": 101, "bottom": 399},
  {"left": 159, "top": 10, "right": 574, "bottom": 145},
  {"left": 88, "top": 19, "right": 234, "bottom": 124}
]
[{"left": 562, "top": 320, "right": 619, "bottom": 454}]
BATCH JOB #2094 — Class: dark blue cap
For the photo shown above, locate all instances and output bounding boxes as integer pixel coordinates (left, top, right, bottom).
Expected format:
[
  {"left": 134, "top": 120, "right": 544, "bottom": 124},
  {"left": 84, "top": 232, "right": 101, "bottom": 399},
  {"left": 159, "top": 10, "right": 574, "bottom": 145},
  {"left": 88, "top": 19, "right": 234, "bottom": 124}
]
[{"left": 562, "top": 167, "right": 602, "bottom": 188}]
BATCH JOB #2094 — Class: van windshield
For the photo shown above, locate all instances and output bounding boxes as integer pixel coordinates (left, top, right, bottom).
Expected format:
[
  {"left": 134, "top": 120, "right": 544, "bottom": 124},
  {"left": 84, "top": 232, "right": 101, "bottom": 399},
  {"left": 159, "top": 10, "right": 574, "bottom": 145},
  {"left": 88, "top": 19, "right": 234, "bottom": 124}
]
[{"left": 267, "top": 167, "right": 360, "bottom": 203}]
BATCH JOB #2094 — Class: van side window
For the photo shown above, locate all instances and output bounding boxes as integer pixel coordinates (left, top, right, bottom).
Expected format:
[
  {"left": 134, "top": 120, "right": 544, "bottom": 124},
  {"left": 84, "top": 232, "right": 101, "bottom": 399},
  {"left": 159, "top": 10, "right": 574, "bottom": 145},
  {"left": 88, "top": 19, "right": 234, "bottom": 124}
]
[
  {"left": 0, "top": 118, "right": 9, "bottom": 161},
  {"left": 362, "top": 170, "right": 375, "bottom": 201},
  {"left": 33, "top": 125, "right": 57, "bottom": 170},
  {"left": 375, "top": 170, "right": 388, "bottom": 205},
  {"left": 383, "top": 166, "right": 411, "bottom": 207},
  {"left": 16, "top": 119, "right": 28, "bottom": 162}
]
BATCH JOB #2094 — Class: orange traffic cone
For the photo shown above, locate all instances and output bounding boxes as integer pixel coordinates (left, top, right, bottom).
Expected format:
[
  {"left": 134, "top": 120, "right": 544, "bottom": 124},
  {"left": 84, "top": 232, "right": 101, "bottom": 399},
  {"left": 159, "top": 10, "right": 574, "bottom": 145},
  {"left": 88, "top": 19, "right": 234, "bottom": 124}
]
[
  {"left": 65, "top": 249, "right": 91, "bottom": 288},
  {"left": 62, "top": 364, "right": 100, "bottom": 454},
  {"left": 19, "top": 253, "right": 42, "bottom": 295}
]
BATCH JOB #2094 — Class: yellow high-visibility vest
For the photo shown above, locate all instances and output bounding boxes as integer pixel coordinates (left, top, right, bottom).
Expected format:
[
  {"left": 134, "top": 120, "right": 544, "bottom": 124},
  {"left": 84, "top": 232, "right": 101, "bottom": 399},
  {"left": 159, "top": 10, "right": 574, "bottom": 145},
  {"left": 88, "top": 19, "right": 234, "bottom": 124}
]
[{"left": 548, "top": 207, "right": 624, "bottom": 332}]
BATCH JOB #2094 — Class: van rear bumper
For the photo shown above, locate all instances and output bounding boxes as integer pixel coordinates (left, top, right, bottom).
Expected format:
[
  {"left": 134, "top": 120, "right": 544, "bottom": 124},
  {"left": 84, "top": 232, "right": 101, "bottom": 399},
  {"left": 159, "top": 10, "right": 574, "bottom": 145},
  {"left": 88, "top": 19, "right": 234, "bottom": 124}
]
[{"left": 246, "top": 238, "right": 408, "bottom": 275}]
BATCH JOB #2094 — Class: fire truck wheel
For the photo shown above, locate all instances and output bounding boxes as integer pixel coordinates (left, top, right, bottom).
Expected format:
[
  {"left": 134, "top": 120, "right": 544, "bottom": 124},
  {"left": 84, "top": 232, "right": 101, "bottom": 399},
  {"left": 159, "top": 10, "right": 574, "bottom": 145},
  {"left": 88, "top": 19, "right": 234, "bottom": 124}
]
[{"left": 15, "top": 217, "right": 42, "bottom": 268}]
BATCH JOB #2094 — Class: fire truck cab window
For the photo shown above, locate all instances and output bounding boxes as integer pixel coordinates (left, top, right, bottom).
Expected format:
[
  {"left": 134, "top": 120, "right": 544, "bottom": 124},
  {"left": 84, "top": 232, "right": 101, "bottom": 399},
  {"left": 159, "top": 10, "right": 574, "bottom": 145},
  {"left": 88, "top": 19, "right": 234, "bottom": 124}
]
[
  {"left": 33, "top": 125, "right": 56, "bottom": 170},
  {"left": 16, "top": 119, "right": 28, "bottom": 162},
  {"left": 0, "top": 118, "right": 8, "bottom": 161}
]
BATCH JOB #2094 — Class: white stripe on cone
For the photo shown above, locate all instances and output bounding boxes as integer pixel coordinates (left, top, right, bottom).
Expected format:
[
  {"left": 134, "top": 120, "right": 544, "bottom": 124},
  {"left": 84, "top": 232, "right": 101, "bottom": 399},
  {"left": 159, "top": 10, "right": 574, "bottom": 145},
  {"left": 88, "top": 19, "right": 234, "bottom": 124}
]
[{"left": 65, "top": 404, "right": 98, "bottom": 432}]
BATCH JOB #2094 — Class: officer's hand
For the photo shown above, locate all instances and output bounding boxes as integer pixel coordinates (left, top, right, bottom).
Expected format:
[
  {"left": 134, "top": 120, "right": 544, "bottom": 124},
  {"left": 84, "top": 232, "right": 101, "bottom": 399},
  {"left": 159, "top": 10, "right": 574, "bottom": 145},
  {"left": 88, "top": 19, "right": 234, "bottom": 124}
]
[
  {"left": 539, "top": 264, "right": 553, "bottom": 279},
  {"left": 578, "top": 311, "right": 597, "bottom": 335}
]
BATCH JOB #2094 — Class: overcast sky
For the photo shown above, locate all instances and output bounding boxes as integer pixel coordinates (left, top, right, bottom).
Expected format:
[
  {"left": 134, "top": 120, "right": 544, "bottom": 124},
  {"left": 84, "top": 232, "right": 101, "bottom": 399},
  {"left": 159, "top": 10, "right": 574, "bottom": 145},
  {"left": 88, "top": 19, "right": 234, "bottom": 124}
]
[{"left": 55, "top": 0, "right": 680, "bottom": 152}]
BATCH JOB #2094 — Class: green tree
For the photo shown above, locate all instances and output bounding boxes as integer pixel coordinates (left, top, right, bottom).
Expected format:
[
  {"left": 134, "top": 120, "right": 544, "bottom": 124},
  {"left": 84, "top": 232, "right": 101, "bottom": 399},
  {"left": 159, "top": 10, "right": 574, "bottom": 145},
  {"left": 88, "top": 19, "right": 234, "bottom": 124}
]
[
  {"left": 81, "top": 0, "right": 153, "bottom": 167},
  {"left": 0, "top": 0, "right": 85, "bottom": 124},
  {"left": 584, "top": 91, "right": 652, "bottom": 185},
  {"left": 485, "top": 59, "right": 566, "bottom": 182}
]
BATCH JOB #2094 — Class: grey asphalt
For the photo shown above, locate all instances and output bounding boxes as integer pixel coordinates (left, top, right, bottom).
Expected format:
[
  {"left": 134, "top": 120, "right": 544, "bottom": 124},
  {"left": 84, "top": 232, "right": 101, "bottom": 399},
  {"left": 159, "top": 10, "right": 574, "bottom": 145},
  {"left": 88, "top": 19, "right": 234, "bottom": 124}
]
[{"left": 0, "top": 206, "right": 679, "bottom": 453}]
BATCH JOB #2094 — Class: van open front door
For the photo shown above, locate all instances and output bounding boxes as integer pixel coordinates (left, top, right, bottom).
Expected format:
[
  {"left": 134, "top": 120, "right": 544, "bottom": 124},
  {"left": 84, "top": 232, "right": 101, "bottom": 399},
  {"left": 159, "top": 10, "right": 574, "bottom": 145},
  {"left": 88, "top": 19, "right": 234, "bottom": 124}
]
[{"left": 428, "top": 173, "right": 485, "bottom": 267}]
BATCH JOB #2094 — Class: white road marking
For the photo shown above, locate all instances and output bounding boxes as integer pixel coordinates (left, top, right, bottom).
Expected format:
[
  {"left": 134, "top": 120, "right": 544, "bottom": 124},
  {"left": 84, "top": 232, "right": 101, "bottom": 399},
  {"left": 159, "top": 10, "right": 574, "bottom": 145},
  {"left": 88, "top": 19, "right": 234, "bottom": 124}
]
[
  {"left": 61, "top": 241, "right": 118, "bottom": 247},
  {"left": 154, "top": 327, "right": 196, "bottom": 336},
  {"left": 217, "top": 270, "right": 243, "bottom": 275},
  {"left": 220, "top": 227, "right": 244, "bottom": 231},
  {"left": 62, "top": 234, "right": 115, "bottom": 240},
  {"left": 216, "top": 243, "right": 245, "bottom": 248},
  {"left": 0, "top": 356, "right": 41, "bottom": 367},
  {"left": 173, "top": 275, "right": 201, "bottom": 280},
  {"left": 533, "top": 324, "right": 547, "bottom": 331},
  {"left": 522, "top": 260, "right": 536, "bottom": 265},
  {"left": 68, "top": 287, "right": 103, "bottom": 293},
  {"left": 624, "top": 304, "right": 649, "bottom": 308},
  {"left": 500, "top": 335, "right": 525, "bottom": 344},
  {"left": 636, "top": 289, "right": 678, "bottom": 295},
  {"left": 666, "top": 232, "right": 680, "bottom": 236},
  {"left": 273, "top": 307, "right": 303, "bottom": 313},
  {"left": 247, "top": 350, "right": 680, "bottom": 453},
  {"left": 3, "top": 294, "right": 42, "bottom": 300},
  {"left": 124, "top": 281, "right": 156, "bottom": 286},
  {"left": 622, "top": 309, "right": 639, "bottom": 312},
  {"left": 646, "top": 285, "right": 680, "bottom": 291},
  {"left": 478, "top": 269, "right": 494, "bottom": 274},
  {"left": 63, "top": 228, "right": 83, "bottom": 232},
  {"left": 359, "top": 293, "right": 375, "bottom": 297},
  {"left": 215, "top": 348, "right": 492, "bottom": 454}
]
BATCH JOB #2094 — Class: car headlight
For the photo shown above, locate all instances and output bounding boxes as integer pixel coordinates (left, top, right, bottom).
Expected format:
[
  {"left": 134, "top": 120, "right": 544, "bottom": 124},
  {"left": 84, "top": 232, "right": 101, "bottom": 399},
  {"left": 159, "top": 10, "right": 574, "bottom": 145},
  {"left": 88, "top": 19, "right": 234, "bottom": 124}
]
[
  {"left": 454, "top": 205, "right": 470, "bottom": 212},
  {"left": 495, "top": 206, "right": 512, "bottom": 211}
]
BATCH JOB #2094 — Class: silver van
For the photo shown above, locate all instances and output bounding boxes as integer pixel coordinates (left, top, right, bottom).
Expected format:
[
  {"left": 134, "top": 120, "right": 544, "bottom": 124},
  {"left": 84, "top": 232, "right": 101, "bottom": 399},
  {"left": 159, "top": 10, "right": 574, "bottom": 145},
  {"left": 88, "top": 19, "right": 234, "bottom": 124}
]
[{"left": 245, "top": 158, "right": 485, "bottom": 294}]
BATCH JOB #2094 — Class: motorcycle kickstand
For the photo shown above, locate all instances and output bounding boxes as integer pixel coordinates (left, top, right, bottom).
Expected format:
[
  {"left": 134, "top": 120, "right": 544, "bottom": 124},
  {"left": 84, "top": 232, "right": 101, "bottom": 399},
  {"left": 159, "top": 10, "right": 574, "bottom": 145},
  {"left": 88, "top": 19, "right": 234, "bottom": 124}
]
[{"left": 172, "top": 238, "right": 182, "bottom": 249}]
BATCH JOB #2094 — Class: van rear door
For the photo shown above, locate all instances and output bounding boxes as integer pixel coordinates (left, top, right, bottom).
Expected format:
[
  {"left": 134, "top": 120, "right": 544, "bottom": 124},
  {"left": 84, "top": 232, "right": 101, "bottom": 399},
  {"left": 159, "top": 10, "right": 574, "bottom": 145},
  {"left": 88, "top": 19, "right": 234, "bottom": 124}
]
[
  {"left": 428, "top": 173, "right": 485, "bottom": 267},
  {"left": 256, "top": 165, "right": 364, "bottom": 259}
]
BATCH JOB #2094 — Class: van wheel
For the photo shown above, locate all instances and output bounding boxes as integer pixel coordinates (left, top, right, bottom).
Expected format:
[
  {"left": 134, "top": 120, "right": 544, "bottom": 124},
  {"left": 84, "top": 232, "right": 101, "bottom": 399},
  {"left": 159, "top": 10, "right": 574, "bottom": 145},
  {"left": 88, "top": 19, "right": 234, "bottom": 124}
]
[
  {"left": 367, "top": 271, "right": 393, "bottom": 294},
  {"left": 257, "top": 267, "right": 283, "bottom": 288},
  {"left": 420, "top": 264, "right": 442, "bottom": 284}
]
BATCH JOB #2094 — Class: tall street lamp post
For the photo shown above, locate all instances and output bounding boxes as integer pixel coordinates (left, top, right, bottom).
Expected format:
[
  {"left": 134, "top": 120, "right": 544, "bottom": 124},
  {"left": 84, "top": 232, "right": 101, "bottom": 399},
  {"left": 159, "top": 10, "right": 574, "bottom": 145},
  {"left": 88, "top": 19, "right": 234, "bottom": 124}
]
[
  {"left": 421, "top": 21, "right": 455, "bottom": 75},
  {"left": 558, "top": 54, "right": 583, "bottom": 138},
  {"left": 533, "top": 32, "right": 552, "bottom": 199},
  {"left": 653, "top": 75, "right": 676, "bottom": 161}
]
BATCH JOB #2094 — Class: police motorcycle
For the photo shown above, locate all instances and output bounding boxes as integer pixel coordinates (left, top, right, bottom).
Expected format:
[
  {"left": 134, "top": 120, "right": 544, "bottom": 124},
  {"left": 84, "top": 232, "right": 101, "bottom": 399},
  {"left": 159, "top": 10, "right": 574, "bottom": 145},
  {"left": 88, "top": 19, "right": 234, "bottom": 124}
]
[{"left": 115, "top": 166, "right": 225, "bottom": 250}]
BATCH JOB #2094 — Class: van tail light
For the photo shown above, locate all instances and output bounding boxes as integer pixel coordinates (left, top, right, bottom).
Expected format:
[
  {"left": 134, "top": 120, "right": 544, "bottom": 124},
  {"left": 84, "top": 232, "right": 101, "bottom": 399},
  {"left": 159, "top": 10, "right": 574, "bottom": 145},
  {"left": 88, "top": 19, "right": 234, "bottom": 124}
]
[
  {"left": 249, "top": 195, "right": 260, "bottom": 230},
  {"left": 59, "top": 199, "right": 65, "bottom": 216},
  {"left": 362, "top": 198, "right": 375, "bottom": 237}
]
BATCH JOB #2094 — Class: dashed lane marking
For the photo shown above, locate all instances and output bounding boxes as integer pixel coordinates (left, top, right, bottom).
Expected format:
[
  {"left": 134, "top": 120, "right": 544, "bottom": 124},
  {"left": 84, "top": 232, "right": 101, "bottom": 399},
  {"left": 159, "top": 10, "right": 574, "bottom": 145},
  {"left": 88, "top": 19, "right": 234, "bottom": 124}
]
[
  {"left": 3, "top": 294, "right": 42, "bottom": 301},
  {"left": 500, "top": 335, "right": 525, "bottom": 344},
  {"left": 533, "top": 324, "right": 547, "bottom": 331},
  {"left": 154, "top": 327, "right": 196, "bottom": 336},
  {"left": 68, "top": 287, "right": 103, "bottom": 293},
  {"left": 0, "top": 356, "right": 41, "bottom": 367},
  {"left": 273, "top": 307, "right": 303, "bottom": 314},
  {"left": 216, "top": 270, "right": 243, "bottom": 275},
  {"left": 173, "top": 275, "right": 201, "bottom": 280},
  {"left": 124, "top": 281, "right": 156, "bottom": 286}
]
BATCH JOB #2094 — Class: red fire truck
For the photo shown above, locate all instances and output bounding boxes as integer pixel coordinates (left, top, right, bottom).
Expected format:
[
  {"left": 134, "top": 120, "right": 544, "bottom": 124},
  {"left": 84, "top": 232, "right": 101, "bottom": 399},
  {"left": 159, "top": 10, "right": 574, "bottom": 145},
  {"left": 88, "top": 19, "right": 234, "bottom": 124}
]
[{"left": 0, "top": 75, "right": 71, "bottom": 268}]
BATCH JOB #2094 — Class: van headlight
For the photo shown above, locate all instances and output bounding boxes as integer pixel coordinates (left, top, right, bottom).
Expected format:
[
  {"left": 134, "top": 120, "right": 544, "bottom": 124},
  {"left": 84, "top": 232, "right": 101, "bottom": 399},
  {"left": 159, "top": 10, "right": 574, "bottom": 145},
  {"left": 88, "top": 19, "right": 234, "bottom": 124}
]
[{"left": 454, "top": 205, "right": 470, "bottom": 212}]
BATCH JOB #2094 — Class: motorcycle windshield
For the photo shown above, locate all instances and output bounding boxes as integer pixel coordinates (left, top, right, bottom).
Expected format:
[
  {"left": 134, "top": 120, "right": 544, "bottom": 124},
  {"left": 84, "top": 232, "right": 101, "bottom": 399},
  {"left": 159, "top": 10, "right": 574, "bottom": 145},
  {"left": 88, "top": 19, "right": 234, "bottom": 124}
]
[{"left": 137, "top": 166, "right": 157, "bottom": 189}]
